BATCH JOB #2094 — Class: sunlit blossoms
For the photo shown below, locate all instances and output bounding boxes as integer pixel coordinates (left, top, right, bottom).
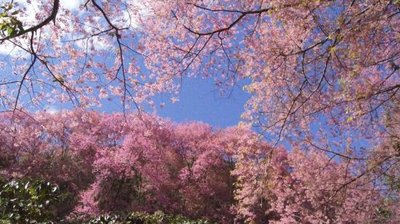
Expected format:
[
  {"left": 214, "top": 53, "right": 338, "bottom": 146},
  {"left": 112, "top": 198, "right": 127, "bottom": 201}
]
[
  {"left": 0, "top": 110, "right": 398, "bottom": 223},
  {"left": 0, "top": 0, "right": 399, "bottom": 222}
]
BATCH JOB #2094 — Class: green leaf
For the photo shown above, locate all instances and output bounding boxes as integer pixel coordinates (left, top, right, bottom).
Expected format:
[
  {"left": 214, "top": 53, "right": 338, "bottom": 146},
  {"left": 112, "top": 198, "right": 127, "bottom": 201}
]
[{"left": 6, "top": 26, "right": 14, "bottom": 36}]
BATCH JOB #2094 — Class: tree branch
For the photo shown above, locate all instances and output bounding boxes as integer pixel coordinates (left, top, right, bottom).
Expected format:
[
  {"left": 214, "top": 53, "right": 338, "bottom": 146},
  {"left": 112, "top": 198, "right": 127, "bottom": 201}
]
[{"left": 0, "top": 0, "right": 59, "bottom": 42}]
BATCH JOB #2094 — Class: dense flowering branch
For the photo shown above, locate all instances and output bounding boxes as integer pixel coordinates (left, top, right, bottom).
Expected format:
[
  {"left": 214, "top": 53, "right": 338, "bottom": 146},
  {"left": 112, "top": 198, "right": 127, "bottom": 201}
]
[
  {"left": 0, "top": 110, "right": 399, "bottom": 222},
  {"left": 0, "top": 2, "right": 399, "bottom": 222},
  {"left": 0, "top": 0, "right": 59, "bottom": 42}
]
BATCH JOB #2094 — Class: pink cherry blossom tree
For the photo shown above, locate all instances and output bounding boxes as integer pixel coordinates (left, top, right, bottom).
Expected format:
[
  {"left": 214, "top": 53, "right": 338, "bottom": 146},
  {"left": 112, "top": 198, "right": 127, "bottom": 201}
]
[
  {"left": 0, "top": 0, "right": 397, "bottom": 155},
  {"left": 0, "top": 110, "right": 399, "bottom": 222},
  {"left": 1, "top": 0, "right": 399, "bottom": 222},
  {"left": 1, "top": 1, "right": 398, "bottom": 135}
]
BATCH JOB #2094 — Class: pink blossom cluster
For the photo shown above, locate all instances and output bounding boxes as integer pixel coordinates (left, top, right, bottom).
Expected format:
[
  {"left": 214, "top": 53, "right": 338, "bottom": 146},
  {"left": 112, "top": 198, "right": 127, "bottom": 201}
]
[{"left": 0, "top": 110, "right": 399, "bottom": 223}]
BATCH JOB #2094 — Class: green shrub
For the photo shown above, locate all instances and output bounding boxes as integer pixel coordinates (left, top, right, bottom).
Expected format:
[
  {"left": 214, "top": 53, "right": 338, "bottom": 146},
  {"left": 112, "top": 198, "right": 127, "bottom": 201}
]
[
  {"left": 87, "top": 211, "right": 209, "bottom": 224},
  {"left": 0, "top": 179, "right": 210, "bottom": 224},
  {"left": 0, "top": 179, "right": 61, "bottom": 223}
]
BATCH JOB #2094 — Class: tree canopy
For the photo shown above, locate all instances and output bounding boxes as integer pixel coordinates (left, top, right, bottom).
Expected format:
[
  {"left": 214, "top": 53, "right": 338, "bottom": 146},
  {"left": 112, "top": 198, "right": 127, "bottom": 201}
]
[
  {"left": 0, "top": 0, "right": 398, "bottom": 140},
  {"left": 1, "top": 110, "right": 397, "bottom": 223},
  {"left": 0, "top": 0, "right": 399, "bottom": 222}
]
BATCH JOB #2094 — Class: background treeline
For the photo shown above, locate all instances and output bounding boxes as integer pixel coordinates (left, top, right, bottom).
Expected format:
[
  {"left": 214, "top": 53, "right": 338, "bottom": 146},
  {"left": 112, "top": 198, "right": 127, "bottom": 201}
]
[{"left": 0, "top": 110, "right": 399, "bottom": 223}]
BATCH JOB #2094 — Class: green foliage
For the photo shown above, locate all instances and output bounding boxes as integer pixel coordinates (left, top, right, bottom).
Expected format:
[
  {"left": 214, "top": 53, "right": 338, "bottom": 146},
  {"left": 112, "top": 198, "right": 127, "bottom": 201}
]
[
  {"left": 86, "top": 214, "right": 123, "bottom": 224},
  {"left": 126, "top": 211, "right": 209, "bottom": 224},
  {"left": 375, "top": 206, "right": 392, "bottom": 221},
  {"left": 87, "top": 211, "right": 210, "bottom": 224},
  {"left": 0, "top": 3, "right": 23, "bottom": 37},
  {"left": 0, "top": 178, "right": 210, "bottom": 224},
  {"left": 0, "top": 179, "right": 61, "bottom": 223}
]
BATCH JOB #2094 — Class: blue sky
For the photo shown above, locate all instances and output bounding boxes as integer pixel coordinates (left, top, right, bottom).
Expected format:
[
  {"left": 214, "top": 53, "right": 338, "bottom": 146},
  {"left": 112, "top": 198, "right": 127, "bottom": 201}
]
[
  {"left": 95, "top": 76, "right": 250, "bottom": 128},
  {"left": 154, "top": 77, "right": 249, "bottom": 128},
  {"left": 0, "top": 0, "right": 250, "bottom": 128},
  {"left": 1, "top": 42, "right": 249, "bottom": 129}
]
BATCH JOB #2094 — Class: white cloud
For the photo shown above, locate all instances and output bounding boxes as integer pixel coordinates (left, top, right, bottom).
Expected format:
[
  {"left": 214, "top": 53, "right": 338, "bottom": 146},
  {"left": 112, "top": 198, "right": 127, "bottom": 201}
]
[
  {"left": 0, "top": 42, "right": 17, "bottom": 55},
  {"left": 0, "top": 0, "right": 148, "bottom": 57},
  {"left": 45, "top": 105, "right": 60, "bottom": 114},
  {"left": 61, "top": 0, "right": 82, "bottom": 11},
  {"left": 0, "top": 41, "right": 30, "bottom": 58},
  {"left": 13, "top": 0, "right": 41, "bottom": 25}
]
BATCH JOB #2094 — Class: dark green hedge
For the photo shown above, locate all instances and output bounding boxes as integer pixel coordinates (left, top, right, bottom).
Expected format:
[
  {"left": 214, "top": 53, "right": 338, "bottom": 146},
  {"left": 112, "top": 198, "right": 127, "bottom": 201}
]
[{"left": 0, "top": 179, "right": 210, "bottom": 224}]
